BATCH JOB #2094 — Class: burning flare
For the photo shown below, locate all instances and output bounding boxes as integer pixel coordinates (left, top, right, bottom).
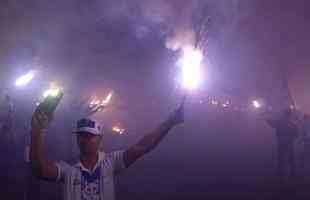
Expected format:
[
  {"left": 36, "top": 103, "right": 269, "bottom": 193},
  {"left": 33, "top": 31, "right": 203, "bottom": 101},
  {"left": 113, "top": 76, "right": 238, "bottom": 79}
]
[
  {"left": 112, "top": 126, "right": 125, "bottom": 135},
  {"left": 101, "top": 92, "right": 113, "bottom": 105},
  {"left": 252, "top": 100, "right": 261, "bottom": 108},
  {"left": 15, "top": 71, "right": 35, "bottom": 87},
  {"left": 178, "top": 47, "right": 203, "bottom": 90}
]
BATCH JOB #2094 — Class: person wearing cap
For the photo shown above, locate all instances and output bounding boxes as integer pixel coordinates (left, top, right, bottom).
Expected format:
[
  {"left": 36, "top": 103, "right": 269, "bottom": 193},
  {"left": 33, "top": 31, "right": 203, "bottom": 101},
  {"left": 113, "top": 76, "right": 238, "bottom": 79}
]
[{"left": 30, "top": 102, "right": 184, "bottom": 200}]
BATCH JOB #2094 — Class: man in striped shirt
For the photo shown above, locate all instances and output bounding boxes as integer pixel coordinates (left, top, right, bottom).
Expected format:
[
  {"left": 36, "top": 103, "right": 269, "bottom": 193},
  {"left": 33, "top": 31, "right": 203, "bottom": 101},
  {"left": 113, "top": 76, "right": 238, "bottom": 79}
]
[{"left": 30, "top": 102, "right": 184, "bottom": 200}]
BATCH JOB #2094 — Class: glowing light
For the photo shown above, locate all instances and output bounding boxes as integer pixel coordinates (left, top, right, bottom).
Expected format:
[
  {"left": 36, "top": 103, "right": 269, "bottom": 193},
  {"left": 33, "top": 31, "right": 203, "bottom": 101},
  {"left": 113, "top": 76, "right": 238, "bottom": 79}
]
[
  {"left": 112, "top": 126, "right": 124, "bottom": 135},
  {"left": 222, "top": 100, "right": 230, "bottom": 108},
  {"left": 178, "top": 47, "right": 203, "bottom": 90},
  {"left": 89, "top": 96, "right": 99, "bottom": 107},
  {"left": 252, "top": 100, "right": 261, "bottom": 108},
  {"left": 15, "top": 71, "right": 35, "bottom": 87},
  {"left": 101, "top": 92, "right": 113, "bottom": 105},
  {"left": 211, "top": 100, "right": 219, "bottom": 105},
  {"left": 43, "top": 88, "right": 61, "bottom": 98}
]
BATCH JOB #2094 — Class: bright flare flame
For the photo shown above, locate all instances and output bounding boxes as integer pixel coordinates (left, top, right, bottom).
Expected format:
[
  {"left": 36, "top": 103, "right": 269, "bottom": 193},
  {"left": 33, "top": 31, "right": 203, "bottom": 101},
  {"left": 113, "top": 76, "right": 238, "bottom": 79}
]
[
  {"left": 101, "top": 92, "right": 113, "bottom": 105},
  {"left": 15, "top": 71, "right": 35, "bottom": 87},
  {"left": 43, "top": 88, "right": 61, "bottom": 98},
  {"left": 252, "top": 100, "right": 261, "bottom": 108},
  {"left": 112, "top": 126, "right": 124, "bottom": 134},
  {"left": 179, "top": 47, "right": 203, "bottom": 90}
]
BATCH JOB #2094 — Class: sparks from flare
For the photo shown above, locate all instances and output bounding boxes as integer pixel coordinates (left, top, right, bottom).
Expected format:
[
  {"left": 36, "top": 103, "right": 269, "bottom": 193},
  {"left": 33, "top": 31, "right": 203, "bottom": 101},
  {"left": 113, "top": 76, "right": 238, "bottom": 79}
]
[
  {"left": 101, "top": 92, "right": 113, "bottom": 105},
  {"left": 112, "top": 126, "right": 125, "bottom": 134},
  {"left": 178, "top": 47, "right": 203, "bottom": 90},
  {"left": 89, "top": 92, "right": 113, "bottom": 108}
]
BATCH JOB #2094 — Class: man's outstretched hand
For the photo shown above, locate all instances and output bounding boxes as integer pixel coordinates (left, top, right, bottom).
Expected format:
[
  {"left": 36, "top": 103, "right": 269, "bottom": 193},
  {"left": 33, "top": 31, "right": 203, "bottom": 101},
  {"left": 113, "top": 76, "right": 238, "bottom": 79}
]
[{"left": 123, "top": 96, "right": 186, "bottom": 168}]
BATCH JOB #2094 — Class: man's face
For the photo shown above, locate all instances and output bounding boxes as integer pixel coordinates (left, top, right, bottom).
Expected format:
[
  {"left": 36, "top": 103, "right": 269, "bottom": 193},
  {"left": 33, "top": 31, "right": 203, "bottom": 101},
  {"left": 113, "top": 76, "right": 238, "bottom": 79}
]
[{"left": 77, "top": 132, "right": 102, "bottom": 155}]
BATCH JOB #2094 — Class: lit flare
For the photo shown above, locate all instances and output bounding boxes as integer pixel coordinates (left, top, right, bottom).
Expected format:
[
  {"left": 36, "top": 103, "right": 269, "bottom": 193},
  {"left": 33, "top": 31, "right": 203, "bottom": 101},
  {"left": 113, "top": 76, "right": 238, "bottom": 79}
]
[
  {"left": 178, "top": 47, "right": 203, "bottom": 90},
  {"left": 15, "top": 71, "right": 35, "bottom": 87}
]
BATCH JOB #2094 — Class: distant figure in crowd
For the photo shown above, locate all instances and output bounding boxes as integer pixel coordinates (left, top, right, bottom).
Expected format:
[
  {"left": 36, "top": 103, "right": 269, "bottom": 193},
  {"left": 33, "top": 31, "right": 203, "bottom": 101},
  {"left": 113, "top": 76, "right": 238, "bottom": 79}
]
[
  {"left": 30, "top": 100, "right": 185, "bottom": 200},
  {"left": 266, "top": 108, "right": 298, "bottom": 180},
  {"left": 301, "top": 114, "right": 310, "bottom": 168},
  {"left": 0, "top": 95, "right": 14, "bottom": 143}
]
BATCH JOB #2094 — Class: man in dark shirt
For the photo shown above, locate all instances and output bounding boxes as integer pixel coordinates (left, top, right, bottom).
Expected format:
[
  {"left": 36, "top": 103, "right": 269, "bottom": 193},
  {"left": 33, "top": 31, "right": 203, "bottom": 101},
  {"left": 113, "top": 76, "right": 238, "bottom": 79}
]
[{"left": 266, "top": 108, "right": 298, "bottom": 179}]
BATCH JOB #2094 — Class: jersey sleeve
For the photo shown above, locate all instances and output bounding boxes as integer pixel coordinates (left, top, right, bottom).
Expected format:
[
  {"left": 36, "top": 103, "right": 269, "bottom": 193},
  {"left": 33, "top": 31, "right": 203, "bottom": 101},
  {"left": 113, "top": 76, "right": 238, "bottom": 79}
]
[
  {"left": 55, "top": 160, "right": 71, "bottom": 182},
  {"left": 108, "top": 151, "right": 126, "bottom": 175}
]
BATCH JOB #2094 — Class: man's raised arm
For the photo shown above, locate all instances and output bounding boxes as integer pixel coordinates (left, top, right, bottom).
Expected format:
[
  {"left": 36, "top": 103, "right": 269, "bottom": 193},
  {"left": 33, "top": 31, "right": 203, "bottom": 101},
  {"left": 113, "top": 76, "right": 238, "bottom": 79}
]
[
  {"left": 30, "top": 109, "right": 59, "bottom": 181},
  {"left": 123, "top": 102, "right": 185, "bottom": 168}
]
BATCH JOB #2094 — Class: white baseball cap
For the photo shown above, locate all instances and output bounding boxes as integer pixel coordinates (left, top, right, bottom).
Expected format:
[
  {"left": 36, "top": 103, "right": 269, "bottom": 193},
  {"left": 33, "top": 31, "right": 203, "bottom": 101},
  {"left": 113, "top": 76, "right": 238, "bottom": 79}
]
[{"left": 73, "top": 118, "right": 102, "bottom": 135}]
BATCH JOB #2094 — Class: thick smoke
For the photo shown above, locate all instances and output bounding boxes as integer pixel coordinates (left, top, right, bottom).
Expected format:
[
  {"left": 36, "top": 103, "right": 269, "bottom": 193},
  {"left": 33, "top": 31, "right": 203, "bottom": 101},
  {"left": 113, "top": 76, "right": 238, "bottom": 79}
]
[
  {"left": 165, "top": 28, "right": 196, "bottom": 51},
  {"left": 99, "top": 0, "right": 200, "bottom": 50},
  {"left": 163, "top": 0, "right": 200, "bottom": 51},
  {"left": 134, "top": 0, "right": 253, "bottom": 51}
]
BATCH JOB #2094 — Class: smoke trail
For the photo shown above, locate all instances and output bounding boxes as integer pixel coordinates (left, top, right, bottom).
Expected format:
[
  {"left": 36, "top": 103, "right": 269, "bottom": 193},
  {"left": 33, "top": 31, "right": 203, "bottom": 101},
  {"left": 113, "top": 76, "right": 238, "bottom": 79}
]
[
  {"left": 99, "top": 0, "right": 199, "bottom": 50},
  {"left": 165, "top": 28, "right": 196, "bottom": 51},
  {"left": 163, "top": 0, "right": 255, "bottom": 51},
  {"left": 74, "top": 0, "right": 255, "bottom": 52},
  {"left": 164, "top": 0, "right": 201, "bottom": 51}
]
